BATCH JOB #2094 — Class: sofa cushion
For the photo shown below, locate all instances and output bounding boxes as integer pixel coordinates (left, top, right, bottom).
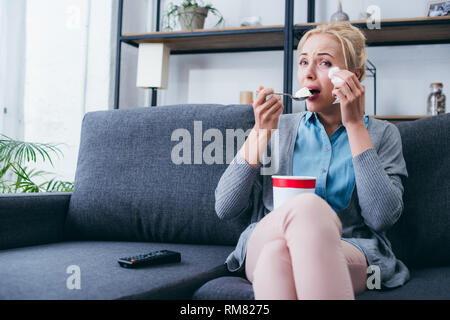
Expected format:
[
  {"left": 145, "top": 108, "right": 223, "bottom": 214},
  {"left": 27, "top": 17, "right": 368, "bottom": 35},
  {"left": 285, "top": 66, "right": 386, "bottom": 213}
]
[
  {"left": 192, "top": 276, "right": 255, "bottom": 300},
  {"left": 192, "top": 266, "right": 450, "bottom": 300},
  {"left": 357, "top": 266, "right": 450, "bottom": 300},
  {"left": 65, "top": 105, "right": 255, "bottom": 245},
  {"left": 0, "top": 241, "right": 234, "bottom": 299},
  {"left": 0, "top": 192, "right": 70, "bottom": 250},
  {"left": 388, "top": 114, "right": 450, "bottom": 268}
]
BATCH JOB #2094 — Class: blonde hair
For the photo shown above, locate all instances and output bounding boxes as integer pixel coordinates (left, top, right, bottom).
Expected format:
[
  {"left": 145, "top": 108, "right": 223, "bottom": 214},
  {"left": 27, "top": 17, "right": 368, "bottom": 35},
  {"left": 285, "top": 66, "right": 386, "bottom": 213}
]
[{"left": 297, "top": 22, "right": 368, "bottom": 82}]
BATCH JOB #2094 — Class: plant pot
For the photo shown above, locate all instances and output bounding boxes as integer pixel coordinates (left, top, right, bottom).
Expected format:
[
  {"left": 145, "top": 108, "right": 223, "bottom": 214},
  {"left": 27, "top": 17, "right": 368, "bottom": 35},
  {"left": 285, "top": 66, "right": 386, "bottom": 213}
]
[{"left": 177, "top": 6, "right": 209, "bottom": 31}]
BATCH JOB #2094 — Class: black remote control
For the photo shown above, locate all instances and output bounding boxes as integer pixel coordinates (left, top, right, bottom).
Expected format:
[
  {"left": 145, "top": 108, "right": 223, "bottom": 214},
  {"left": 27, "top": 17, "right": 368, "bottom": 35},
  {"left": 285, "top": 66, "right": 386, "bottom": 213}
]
[{"left": 118, "top": 250, "right": 181, "bottom": 268}]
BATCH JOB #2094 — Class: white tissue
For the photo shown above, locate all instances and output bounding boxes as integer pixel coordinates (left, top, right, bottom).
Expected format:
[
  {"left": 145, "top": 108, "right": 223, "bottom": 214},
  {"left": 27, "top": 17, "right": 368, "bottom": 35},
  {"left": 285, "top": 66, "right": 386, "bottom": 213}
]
[
  {"left": 328, "top": 67, "right": 344, "bottom": 85},
  {"left": 328, "top": 67, "right": 343, "bottom": 104}
]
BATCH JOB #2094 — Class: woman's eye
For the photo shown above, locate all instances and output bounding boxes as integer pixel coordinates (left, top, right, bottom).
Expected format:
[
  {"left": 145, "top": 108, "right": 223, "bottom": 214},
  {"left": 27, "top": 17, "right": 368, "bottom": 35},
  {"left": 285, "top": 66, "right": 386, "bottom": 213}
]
[{"left": 299, "top": 60, "right": 331, "bottom": 67}]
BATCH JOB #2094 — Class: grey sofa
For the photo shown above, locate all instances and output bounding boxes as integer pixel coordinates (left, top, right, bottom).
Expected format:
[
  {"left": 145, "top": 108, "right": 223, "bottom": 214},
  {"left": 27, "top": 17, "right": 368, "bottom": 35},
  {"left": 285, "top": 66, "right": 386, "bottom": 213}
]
[{"left": 0, "top": 105, "right": 448, "bottom": 300}]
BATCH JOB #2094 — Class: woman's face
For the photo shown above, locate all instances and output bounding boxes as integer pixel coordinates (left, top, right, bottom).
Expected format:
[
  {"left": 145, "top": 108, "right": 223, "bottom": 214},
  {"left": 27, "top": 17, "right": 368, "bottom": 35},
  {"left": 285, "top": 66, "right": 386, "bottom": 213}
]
[{"left": 297, "top": 33, "right": 347, "bottom": 114}]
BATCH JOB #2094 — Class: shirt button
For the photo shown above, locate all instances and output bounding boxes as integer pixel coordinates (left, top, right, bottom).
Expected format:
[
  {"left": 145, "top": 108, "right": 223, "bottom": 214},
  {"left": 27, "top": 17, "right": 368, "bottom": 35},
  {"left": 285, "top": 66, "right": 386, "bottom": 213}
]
[
  {"left": 322, "top": 169, "right": 327, "bottom": 173},
  {"left": 326, "top": 147, "right": 330, "bottom": 151}
]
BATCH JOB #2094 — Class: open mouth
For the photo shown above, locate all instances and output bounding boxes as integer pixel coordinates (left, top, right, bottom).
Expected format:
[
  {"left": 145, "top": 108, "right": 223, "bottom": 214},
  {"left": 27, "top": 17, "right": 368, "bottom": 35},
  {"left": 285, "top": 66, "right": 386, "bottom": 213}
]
[{"left": 309, "top": 89, "right": 320, "bottom": 94}]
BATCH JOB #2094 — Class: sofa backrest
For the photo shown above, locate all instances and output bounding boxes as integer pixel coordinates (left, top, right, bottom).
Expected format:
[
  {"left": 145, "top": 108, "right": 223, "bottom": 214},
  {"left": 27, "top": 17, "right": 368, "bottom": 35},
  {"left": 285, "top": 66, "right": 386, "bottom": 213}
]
[
  {"left": 65, "top": 105, "right": 255, "bottom": 245},
  {"left": 66, "top": 104, "right": 450, "bottom": 266},
  {"left": 388, "top": 114, "right": 450, "bottom": 268}
]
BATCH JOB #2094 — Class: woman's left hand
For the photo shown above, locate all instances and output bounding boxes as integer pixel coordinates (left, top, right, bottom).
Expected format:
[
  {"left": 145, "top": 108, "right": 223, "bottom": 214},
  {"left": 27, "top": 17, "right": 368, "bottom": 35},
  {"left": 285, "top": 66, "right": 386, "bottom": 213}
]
[{"left": 331, "top": 70, "right": 365, "bottom": 128}]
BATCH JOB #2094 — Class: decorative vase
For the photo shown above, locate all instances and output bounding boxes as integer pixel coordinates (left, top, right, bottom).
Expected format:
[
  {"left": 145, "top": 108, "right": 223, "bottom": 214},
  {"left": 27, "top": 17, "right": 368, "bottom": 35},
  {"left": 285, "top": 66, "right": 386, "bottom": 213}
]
[
  {"left": 178, "top": 6, "right": 209, "bottom": 31},
  {"left": 330, "top": 0, "right": 349, "bottom": 22}
]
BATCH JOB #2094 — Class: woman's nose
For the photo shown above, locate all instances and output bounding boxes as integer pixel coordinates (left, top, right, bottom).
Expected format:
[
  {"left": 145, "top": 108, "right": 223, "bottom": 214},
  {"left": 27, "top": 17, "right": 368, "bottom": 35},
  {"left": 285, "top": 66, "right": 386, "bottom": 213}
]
[{"left": 303, "top": 64, "right": 316, "bottom": 80}]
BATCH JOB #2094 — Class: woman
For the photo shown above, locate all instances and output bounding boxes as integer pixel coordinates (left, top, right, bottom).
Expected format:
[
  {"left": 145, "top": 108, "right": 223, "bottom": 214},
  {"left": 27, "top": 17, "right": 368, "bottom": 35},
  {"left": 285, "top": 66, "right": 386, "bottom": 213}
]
[{"left": 215, "top": 22, "right": 409, "bottom": 300}]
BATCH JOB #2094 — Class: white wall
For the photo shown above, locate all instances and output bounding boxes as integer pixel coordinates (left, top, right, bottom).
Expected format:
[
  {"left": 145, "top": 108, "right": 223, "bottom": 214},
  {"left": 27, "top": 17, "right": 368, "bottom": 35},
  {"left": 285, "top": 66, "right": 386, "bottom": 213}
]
[
  {"left": 22, "top": 0, "right": 121, "bottom": 182},
  {"left": 0, "top": 0, "right": 26, "bottom": 140},
  {"left": 85, "top": 0, "right": 119, "bottom": 113},
  {"left": 119, "top": 0, "right": 153, "bottom": 108}
]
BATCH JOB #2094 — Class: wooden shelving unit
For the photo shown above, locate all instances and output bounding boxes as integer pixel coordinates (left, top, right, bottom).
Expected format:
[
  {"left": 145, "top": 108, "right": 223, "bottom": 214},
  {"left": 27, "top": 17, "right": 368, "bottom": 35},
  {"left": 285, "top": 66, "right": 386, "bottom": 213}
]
[
  {"left": 116, "top": 0, "right": 320, "bottom": 112},
  {"left": 122, "top": 25, "right": 286, "bottom": 53},
  {"left": 115, "top": 0, "right": 450, "bottom": 119},
  {"left": 295, "top": 16, "right": 450, "bottom": 47},
  {"left": 122, "top": 16, "right": 450, "bottom": 52}
]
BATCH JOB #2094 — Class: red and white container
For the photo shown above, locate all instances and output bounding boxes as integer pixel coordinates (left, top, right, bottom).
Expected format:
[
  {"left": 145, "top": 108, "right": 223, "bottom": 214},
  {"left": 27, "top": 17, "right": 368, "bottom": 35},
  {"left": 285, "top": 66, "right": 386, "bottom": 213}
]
[{"left": 272, "top": 175, "right": 316, "bottom": 210}]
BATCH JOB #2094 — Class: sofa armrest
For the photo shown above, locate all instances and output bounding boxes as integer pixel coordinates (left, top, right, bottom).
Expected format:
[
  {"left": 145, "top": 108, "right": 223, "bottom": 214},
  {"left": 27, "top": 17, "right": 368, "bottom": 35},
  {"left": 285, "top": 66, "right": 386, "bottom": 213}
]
[{"left": 0, "top": 192, "right": 71, "bottom": 250}]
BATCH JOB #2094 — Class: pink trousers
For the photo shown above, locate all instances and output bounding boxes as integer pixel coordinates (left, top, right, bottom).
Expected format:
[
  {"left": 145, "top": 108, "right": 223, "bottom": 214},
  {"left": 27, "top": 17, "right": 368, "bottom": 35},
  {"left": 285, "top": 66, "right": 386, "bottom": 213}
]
[{"left": 245, "top": 193, "right": 368, "bottom": 300}]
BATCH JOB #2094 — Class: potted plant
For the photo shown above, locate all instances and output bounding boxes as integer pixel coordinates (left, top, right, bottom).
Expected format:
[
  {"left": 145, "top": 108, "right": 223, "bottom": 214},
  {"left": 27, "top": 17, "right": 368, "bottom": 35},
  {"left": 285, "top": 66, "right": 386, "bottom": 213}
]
[
  {"left": 164, "top": 0, "right": 224, "bottom": 31},
  {"left": 0, "top": 134, "right": 74, "bottom": 193}
]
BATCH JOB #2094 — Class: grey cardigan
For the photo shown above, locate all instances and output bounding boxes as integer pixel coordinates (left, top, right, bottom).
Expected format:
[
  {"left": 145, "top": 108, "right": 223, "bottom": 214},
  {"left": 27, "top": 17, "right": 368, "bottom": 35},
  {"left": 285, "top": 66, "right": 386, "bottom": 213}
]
[{"left": 215, "top": 111, "right": 410, "bottom": 289}]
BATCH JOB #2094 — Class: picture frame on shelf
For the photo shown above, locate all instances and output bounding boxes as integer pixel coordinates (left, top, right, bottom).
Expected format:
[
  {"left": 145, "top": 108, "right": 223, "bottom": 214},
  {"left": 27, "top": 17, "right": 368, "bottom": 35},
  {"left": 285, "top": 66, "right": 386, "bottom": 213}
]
[{"left": 426, "top": 1, "right": 450, "bottom": 17}]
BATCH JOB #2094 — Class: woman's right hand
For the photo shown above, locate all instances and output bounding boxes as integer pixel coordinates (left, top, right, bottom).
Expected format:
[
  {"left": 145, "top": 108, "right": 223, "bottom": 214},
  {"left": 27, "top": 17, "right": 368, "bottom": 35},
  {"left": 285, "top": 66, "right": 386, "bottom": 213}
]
[
  {"left": 237, "top": 86, "right": 284, "bottom": 168},
  {"left": 253, "top": 85, "right": 284, "bottom": 132}
]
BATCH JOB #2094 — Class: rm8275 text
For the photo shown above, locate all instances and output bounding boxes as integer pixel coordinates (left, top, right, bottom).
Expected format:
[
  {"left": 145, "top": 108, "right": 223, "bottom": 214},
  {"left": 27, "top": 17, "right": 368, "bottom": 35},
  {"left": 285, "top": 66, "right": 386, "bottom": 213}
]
[{"left": 224, "top": 304, "right": 270, "bottom": 315}]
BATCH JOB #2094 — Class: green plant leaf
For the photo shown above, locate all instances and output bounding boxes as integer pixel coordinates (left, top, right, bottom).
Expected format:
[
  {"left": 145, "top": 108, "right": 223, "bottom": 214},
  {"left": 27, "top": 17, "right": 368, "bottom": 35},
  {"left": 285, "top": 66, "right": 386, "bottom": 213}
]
[
  {"left": 0, "top": 162, "right": 11, "bottom": 179},
  {"left": 0, "top": 134, "right": 62, "bottom": 167},
  {"left": 45, "top": 177, "right": 74, "bottom": 192},
  {"left": 0, "top": 135, "right": 73, "bottom": 194},
  {"left": 9, "top": 162, "right": 50, "bottom": 193}
]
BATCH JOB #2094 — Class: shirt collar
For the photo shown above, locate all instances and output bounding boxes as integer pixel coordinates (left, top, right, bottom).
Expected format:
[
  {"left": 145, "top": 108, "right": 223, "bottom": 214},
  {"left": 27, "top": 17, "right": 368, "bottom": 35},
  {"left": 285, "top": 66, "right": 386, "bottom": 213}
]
[
  {"left": 304, "top": 111, "right": 316, "bottom": 123},
  {"left": 304, "top": 111, "right": 370, "bottom": 129}
]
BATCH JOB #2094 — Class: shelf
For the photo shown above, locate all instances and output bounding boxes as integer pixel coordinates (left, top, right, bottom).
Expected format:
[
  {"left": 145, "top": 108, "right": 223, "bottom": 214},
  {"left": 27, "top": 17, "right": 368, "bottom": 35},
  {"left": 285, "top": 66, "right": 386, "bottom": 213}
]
[
  {"left": 122, "top": 16, "right": 450, "bottom": 54},
  {"left": 295, "top": 16, "right": 450, "bottom": 47},
  {"left": 372, "top": 115, "right": 432, "bottom": 123},
  {"left": 122, "top": 25, "right": 285, "bottom": 54}
]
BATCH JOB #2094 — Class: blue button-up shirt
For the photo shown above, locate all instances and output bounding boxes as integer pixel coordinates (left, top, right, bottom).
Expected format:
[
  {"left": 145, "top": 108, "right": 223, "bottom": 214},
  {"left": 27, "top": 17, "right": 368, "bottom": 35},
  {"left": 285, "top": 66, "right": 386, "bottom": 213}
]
[{"left": 292, "top": 111, "right": 369, "bottom": 213}]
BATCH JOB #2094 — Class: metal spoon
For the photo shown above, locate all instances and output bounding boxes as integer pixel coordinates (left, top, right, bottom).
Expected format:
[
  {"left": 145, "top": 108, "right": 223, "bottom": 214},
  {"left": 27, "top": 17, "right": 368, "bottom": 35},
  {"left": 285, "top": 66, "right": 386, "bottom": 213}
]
[{"left": 255, "top": 88, "right": 317, "bottom": 102}]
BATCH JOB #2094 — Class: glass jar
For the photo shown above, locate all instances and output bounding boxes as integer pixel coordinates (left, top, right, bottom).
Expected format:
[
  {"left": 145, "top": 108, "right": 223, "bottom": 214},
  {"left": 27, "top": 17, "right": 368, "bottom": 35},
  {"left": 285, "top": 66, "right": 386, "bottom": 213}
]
[{"left": 427, "top": 83, "right": 446, "bottom": 115}]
